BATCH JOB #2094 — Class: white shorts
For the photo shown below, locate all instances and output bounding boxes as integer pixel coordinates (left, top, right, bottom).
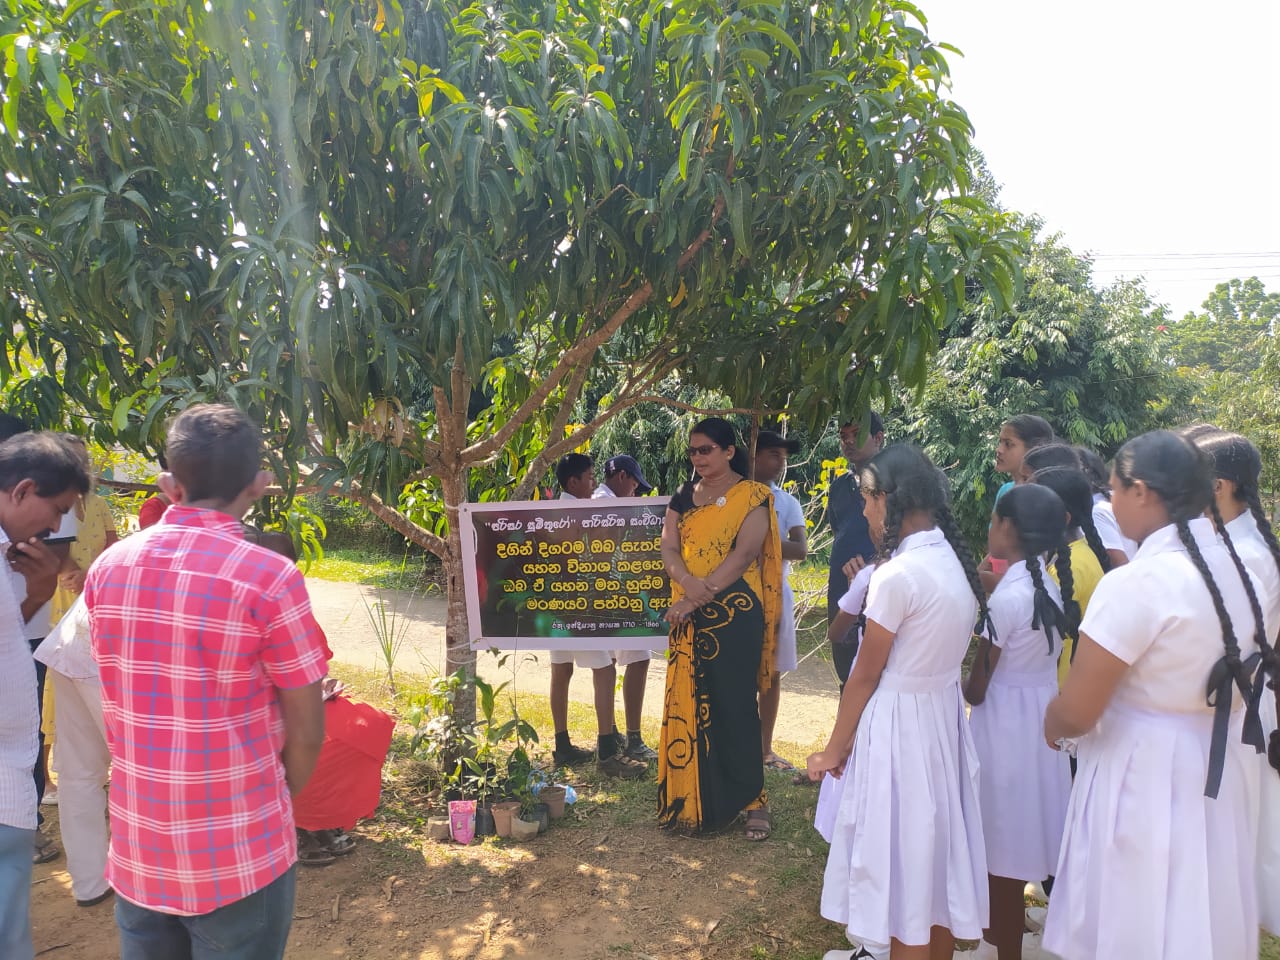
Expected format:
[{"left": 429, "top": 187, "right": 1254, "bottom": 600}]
[
  {"left": 549, "top": 648, "right": 659, "bottom": 669},
  {"left": 774, "top": 582, "right": 798, "bottom": 673}
]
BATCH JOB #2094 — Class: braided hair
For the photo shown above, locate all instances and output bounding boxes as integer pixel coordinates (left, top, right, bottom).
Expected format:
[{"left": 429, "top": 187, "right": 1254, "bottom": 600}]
[
  {"left": 994, "top": 484, "right": 1076, "bottom": 654},
  {"left": 1074, "top": 446, "right": 1112, "bottom": 499},
  {"left": 861, "top": 445, "right": 993, "bottom": 640},
  {"left": 1115, "top": 430, "right": 1256, "bottom": 796},
  {"left": 1197, "top": 430, "right": 1280, "bottom": 772},
  {"left": 1032, "top": 467, "right": 1113, "bottom": 574},
  {"left": 1022, "top": 443, "right": 1080, "bottom": 476}
]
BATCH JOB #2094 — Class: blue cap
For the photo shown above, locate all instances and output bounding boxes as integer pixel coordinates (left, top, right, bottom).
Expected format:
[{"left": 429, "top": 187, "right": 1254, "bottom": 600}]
[{"left": 604, "top": 455, "right": 652, "bottom": 494}]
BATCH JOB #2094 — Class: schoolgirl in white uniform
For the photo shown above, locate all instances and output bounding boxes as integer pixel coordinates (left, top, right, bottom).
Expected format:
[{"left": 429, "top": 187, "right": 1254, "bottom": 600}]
[
  {"left": 1043, "top": 430, "right": 1266, "bottom": 960},
  {"left": 1195, "top": 429, "right": 1280, "bottom": 934},
  {"left": 964, "top": 483, "right": 1075, "bottom": 959},
  {"left": 807, "top": 445, "right": 990, "bottom": 960}
]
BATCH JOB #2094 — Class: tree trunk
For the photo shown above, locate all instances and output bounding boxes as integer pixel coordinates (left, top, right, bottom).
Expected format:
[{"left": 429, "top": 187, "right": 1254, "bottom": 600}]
[{"left": 439, "top": 462, "right": 477, "bottom": 728}]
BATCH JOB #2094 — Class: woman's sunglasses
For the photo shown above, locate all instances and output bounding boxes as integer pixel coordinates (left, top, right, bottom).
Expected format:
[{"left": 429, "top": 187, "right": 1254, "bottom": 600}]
[{"left": 689, "top": 444, "right": 720, "bottom": 457}]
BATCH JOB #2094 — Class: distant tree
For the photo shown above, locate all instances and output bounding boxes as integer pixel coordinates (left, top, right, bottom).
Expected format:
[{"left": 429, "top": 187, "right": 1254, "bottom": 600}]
[
  {"left": 894, "top": 224, "right": 1175, "bottom": 543},
  {"left": 1164, "top": 277, "right": 1279, "bottom": 373}
]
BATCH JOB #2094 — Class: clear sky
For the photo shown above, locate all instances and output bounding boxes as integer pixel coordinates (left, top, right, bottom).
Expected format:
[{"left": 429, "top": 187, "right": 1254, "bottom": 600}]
[{"left": 922, "top": 1, "right": 1280, "bottom": 319}]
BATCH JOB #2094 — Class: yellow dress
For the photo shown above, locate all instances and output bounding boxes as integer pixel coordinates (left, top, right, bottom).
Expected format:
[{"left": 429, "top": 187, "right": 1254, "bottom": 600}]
[
  {"left": 1050, "top": 536, "right": 1104, "bottom": 688},
  {"left": 657, "top": 479, "right": 782, "bottom": 832}
]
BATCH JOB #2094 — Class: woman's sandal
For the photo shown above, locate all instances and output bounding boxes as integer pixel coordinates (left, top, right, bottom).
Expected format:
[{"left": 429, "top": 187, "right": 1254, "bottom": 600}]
[
  {"left": 763, "top": 753, "right": 796, "bottom": 772},
  {"left": 744, "top": 808, "right": 772, "bottom": 842},
  {"left": 297, "top": 830, "right": 336, "bottom": 867}
]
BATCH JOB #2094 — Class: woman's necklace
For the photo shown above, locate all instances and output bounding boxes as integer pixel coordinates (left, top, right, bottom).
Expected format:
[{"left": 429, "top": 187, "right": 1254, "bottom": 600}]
[{"left": 697, "top": 473, "right": 737, "bottom": 508}]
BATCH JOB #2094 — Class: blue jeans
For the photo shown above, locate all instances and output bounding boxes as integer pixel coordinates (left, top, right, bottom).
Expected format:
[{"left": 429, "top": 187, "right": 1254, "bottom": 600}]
[
  {"left": 0, "top": 824, "right": 35, "bottom": 960},
  {"left": 116, "top": 867, "right": 296, "bottom": 960}
]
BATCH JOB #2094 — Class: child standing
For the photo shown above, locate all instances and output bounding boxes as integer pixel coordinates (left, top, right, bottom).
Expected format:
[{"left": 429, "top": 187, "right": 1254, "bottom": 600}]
[
  {"left": 808, "top": 445, "right": 990, "bottom": 960},
  {"left": 1195, "top": 430, "right": 1280, "bottom": 935},
  {"left": 964, "top": 484, "right": 1075, "bottom": 959},
  {"left": 1027, "top": 466, "right": 1110, "bottom": 684},
  {"left": 983, "top": 415, "right": 1054, "bottom": 591},
  {"left": 1043, "top": 430, "right": 1265, "bottom": 960}
]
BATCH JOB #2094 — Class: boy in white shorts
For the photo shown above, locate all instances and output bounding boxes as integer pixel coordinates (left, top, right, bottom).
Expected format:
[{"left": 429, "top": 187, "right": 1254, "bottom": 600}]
[
  {"left": 753, "top": 431, "right": 807, "bottom": 771},
  {"left": 549, "top": 455, "right": 646, "bottom": 778}
]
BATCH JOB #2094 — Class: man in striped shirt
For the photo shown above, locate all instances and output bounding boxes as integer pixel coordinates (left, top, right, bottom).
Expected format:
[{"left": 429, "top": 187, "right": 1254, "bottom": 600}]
[
  {"left": 85, "top": 405, "right": 327, "bottom": 960},
  {"left": 0, "top": 433, "right": 89, "bottom": 960}
]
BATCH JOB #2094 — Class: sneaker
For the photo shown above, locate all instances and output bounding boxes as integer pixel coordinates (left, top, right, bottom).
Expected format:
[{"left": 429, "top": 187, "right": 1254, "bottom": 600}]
[
  {"left": 1025, "top": 905, "right": 1048, "bottom": 933},
  {"left": 40, "top": 787, "right": 58, "bottom": 806},
  {"left": 625, "top": 736, "right": 658, "bottom": 763},
  {"left": 597, "top": 752, "right": 647, "bottom": 779},
  {"left": 552, "top": 743, "right": 595, "bottom": 767}
]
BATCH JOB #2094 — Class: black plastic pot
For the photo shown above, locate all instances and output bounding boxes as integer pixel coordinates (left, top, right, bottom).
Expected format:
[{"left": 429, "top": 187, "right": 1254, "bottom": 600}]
[
  {"left": 475, "top": 802, "right": 496, "bottom": 837},
  {"left": 531, "top": 802, "right": 550, "bottom": 834}
]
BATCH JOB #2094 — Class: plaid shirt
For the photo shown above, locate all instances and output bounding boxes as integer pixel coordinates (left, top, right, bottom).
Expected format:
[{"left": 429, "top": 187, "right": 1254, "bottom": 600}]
[{"left": 85, "top": 506, "right": 328, "bottom": 915}]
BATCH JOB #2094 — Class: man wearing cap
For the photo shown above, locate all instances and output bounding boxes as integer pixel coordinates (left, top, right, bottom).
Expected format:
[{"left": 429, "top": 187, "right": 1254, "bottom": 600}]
[
  {"left": 752, "top": 431, "right": 807, "bottom": 771},
  {"left": 827, "top": 412, "right": 884, "bottom": 686},
  {"left": 590, "top": 455, "right": 660, "bottom": 763}
]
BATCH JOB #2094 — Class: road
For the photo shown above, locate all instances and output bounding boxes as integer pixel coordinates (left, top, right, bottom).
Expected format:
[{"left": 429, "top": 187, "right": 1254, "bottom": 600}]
[{"left": 306, "top": 577, "right": 839, "bottom": 751}]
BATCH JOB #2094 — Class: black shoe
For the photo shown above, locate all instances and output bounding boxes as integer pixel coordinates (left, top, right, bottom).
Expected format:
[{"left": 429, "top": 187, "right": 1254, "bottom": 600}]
[
  {"left": 552, "top": 743, "right": 595, "bottom": 767},
  {"left": 624, "top": 736, "right": 658, "bottom": 763},
  {"left": 77, "top": 888, "right": 114, "bottom": 908}
]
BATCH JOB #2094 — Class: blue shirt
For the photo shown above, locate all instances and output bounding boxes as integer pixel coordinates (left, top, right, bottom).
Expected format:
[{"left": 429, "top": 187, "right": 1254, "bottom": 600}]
[{"left": 827, "top": 471, "right": 876, "bottom": 618}]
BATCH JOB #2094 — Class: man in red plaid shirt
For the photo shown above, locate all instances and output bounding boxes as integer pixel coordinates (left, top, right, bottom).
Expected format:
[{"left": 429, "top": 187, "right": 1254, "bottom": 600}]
[{"left": 85, "top": 405, "right": 327, "bottom": 960}]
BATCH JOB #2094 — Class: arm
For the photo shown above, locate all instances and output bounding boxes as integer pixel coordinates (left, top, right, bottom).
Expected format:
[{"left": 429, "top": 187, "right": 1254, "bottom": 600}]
[
  {"left": 963, "top": 636, "right": 1001, "bottom": 706},
  {"left": 11, "top": 539, "right": 64, "bottom": 622},
  {"left": 1044, "top": 632, "right": 1128, "bottom": 746},
  {"left": 780, "top": 522, "right": 807, "bottom": 562},
  {"left": 703, "top": 504, "right": 770, "bottom": 592},
  {"left": 278, "top": 681, "right": 325, "bottom": 795},
  {"left": 1106, "top": 549, "right": 1129, "bottom": 569},
  {"left": 826, "top": 609, "right": 860, "bottom": 646},
  {"left": 661, "top": 507, "right": 714, "bottom": 606},
  {"left": 807, "top": 617, "right": 895, "bottom": 779}
]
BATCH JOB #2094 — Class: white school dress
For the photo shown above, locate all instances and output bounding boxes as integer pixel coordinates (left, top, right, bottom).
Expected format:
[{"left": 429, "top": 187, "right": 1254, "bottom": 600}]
[
  {"left": 1092, "top": 493, "right": 1137, "bottom": 559},
  {"left": 1225, "top": 511, "right": 1280, "bottom": 935},
  {"left": 968, "top": 559, "right": 1071, "bottom": 882},
  {"left": 820, "top": 528, "right": 987, "bottom": 947},
  {"left": 1044, "top": 519, "right": 1262, "bottom": 960}
]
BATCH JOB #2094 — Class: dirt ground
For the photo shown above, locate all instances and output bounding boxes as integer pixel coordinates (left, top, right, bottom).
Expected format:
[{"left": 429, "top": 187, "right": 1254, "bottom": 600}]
[{"left": 31, "top": 773, "right": 833, "bottom": 960}]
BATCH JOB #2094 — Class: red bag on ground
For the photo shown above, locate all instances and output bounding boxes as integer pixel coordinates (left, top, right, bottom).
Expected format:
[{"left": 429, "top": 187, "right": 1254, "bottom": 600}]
[{"left": 292, "top": 695, "right": 395, "bottom": 832}]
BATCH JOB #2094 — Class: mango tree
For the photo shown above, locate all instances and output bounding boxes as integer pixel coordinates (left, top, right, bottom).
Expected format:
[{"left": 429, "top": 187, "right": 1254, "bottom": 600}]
[{"left": 0, "top": 0, "right": 1019, "bottom": 720}]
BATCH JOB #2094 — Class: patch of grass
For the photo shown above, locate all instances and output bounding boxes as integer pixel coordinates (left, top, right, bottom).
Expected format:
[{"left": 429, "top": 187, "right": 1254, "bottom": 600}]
[
  {"left": 306, "top": 546, "right": 441, "bottom": 592},
  {"left": 1263, "top": 933, "right": 1280, "bottom": 959}
]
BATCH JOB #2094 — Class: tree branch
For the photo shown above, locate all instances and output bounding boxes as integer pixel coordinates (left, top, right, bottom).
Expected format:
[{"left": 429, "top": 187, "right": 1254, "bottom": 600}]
[
  {"left": 336, "top": 485, "right": 449, "bottom": 557},
  {"left": 461, "top": 177, "right": 733, "bottom": 466}
]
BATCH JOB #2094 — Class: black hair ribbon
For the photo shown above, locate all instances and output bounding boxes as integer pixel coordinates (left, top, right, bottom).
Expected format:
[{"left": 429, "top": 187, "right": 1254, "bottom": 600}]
[{"left": 1204, "top": 648, "right": 1263, "bottom": 799}]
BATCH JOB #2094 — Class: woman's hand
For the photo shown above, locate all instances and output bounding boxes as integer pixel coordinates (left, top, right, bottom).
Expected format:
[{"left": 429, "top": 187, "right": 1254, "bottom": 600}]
[
  {"left": 806, "top": 744, "right": 851, "bottom": 781},
  {"left": 664, "top": 598, "right": 699, "bottom": 626},
  {"left": 680, "top": 575, "right": 716, "bottom": 605}
]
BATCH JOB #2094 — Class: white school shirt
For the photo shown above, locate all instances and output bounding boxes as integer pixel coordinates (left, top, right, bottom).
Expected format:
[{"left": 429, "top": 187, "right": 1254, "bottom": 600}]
[
  {"left": 1091, "top": 493, "right": 1137, "bottom": 560},
  {"left": 558, "top": 491, "right": 577, "bottom": 500},
  {"left": 1080, "top": 518, "right": 1260, "bottom": 715},
  {"left": 864, "top": 527, "right": 978, "bottom": 676},
  {"left": 1225, "top": 511, "right": 1280, "bottom": 641},
  {"left": 0, "top": 532, "right": 38, "bottom": 830},
  {"left": 837, "top": 562, "right": 877, "bottom": 616},
  {"left": 984, "top": 559, "right": 1063, "bottom": 674},
  {"left": 770, "top": 483, "right": 804, "bottom": 643},
  {"left": 591, "top": 483, "right": 615, "bottom": 499}
]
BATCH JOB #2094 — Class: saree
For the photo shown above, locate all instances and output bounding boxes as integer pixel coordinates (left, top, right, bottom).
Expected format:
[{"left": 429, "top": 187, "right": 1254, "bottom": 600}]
[{"left": 657, "top": 479, "right": 782, "bottom": 833}]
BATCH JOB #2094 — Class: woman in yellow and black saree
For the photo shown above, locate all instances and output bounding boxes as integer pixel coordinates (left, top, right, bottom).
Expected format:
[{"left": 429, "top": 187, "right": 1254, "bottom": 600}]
[{"left": 659, "top": 418, "right": 782, "bottom": 839}]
